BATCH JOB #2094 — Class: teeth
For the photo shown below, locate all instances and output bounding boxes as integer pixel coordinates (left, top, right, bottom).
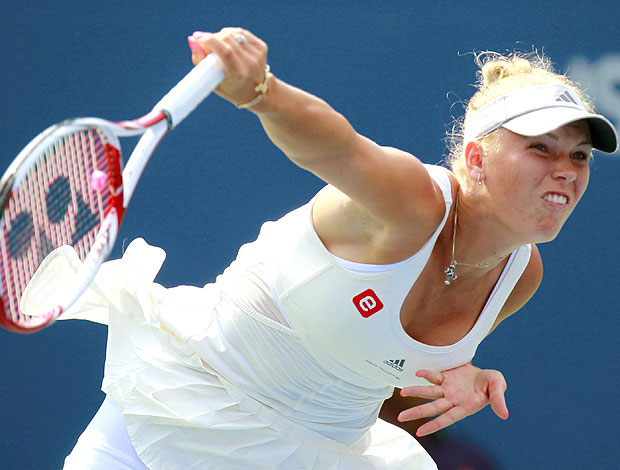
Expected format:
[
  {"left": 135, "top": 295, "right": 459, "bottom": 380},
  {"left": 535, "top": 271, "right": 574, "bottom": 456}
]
[{"left": 544, "top": 194, "right": 568, "bottom": 205}]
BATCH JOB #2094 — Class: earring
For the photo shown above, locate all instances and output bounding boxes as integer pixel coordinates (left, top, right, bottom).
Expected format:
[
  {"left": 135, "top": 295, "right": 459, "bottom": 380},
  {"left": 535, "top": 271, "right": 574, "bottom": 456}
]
[{"left": 477, "top": 173, "right": 482, "bottom": 185}]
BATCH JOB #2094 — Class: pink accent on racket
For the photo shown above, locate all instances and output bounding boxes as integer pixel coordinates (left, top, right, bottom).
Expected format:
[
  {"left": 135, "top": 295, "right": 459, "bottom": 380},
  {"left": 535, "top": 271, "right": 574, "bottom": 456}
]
[{"left": 90, "top": 170, "right": 108, "bottom": 191}]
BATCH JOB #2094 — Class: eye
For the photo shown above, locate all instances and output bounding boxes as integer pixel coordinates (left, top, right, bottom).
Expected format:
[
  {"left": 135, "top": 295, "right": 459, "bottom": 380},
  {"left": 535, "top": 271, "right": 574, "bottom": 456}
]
[
  {"left": 571, "top": 150, "right": 591, "bottom": 162},
  {"left": 529, "top": 143, "right": 548, "bottom": 152}
]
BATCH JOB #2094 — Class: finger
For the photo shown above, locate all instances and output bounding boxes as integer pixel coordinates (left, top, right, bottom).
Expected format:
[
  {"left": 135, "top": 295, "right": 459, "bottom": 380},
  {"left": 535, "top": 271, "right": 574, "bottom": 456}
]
[
  {"left": 220, "top": 35, "right": 264, "bottom": 75},
  {"left": 219, "top": 27, "right": 261, "bottom": 50},
  {"left": 230, "top": 28, "right": 262, "bottom": 46},
  {"left": 235, "top": 28, "right": 269, "bottom": 56},
  {"left": 400, "top": 385, "right": 443, "bottom": 399},
  {"left": 415, "top": 406, "right": 469, "bottom": 437},
  {"left": 397, "top": 398, "right": 451, "bottom": 422},
  {"left": 205, "top": 28, "right": 261, "bottom": 59},
  {"left": 187, "top": 36, "right": 208, "bottom": 65},
  {"left": 192, "top": 32, "right": 233, "bottom": 59},
  {"left": 488, "top": 377, "right": 509, "bottom": 420},
  {"left": 192, "top": 28, "right": 266, "bottom": 80},
  {"left": 201, "top": 33, "right": 259, "bottom": 83},
  {"left": 217, "top": 29, "right": 266, "bottom": 76},
  {"left": 415, "top": 369, "right": 444, "bottom": 385}
]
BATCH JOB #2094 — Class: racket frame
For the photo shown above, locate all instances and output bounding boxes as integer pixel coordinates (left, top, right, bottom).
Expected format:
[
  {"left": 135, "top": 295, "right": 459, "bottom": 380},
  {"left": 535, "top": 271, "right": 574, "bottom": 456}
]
[{"left": 0, "top": 54, "right": 224, "bottom": 333}]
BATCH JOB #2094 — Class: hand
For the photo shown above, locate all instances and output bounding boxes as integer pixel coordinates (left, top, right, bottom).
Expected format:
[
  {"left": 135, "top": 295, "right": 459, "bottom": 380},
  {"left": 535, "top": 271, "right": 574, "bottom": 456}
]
[
  {"left": 397, "top": 363, "right": 509, "bottom": 437},
  {"left": 187, "top": 27, "right": 269, "bottom": 107}
]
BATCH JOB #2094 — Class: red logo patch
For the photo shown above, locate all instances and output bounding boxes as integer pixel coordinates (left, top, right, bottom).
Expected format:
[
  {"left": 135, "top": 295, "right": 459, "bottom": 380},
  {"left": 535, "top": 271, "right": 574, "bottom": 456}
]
[{"left": 352, "top": 289, "right": 384, "bottom": 318}]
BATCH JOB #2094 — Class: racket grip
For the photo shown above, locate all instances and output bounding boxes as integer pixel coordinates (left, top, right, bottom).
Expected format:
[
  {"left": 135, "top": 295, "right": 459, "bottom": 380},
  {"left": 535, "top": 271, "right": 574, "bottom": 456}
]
[{"left": 155, "top": 54, "right": 225, "bottom": 128}]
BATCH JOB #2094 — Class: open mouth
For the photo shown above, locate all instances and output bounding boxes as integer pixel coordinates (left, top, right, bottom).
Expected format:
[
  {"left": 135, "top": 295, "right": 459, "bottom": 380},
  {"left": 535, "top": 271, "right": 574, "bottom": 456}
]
[{"left": 542, "top": 193, "right": 569, "bottom": 206}]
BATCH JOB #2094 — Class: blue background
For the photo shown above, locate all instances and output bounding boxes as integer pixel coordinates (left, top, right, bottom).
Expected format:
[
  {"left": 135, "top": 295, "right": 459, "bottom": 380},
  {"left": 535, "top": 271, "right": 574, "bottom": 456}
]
[{"left": 0, "top": 1, "right": 618, "bottom": 469}]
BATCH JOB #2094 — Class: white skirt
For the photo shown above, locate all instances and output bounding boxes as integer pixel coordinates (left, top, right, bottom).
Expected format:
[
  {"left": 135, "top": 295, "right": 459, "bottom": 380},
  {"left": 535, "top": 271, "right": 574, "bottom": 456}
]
[{"left": 56, "top": 238, "right": 436, "bottom": 470}]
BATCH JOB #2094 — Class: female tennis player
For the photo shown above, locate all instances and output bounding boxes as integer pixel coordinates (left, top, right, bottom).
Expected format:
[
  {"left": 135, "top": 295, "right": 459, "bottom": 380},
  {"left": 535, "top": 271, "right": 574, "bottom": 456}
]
[{"left": 61, "top": 27, "right": 617, "bottom": 469}]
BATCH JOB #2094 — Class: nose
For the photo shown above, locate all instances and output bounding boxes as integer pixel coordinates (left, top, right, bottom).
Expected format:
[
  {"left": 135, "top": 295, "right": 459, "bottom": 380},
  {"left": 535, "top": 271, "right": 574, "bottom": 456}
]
[
  {"left": 552, "top": 168, "right": 577, "bottom": 184},
  {"left": 551, "top": 156, "right": 578, "bottom": 184}
]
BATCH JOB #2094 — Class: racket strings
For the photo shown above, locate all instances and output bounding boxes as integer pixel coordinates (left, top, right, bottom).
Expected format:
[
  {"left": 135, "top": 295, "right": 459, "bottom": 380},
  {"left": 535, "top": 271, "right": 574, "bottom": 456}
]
[{"left": 0, "top": 127, "right": 117, "bottom": 323}]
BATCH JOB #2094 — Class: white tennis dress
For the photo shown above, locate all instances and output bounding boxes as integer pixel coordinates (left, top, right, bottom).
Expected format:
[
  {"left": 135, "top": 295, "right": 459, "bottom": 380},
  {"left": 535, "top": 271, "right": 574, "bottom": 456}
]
[{"left": 54, "top": 165, "right": 530, "bottom": 469}]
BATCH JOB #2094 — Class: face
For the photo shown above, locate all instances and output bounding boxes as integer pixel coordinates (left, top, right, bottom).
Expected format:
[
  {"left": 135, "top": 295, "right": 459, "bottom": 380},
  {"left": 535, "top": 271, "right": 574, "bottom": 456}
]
[{"left": 481, "top": 120, "right": 592, "bottom": 244}]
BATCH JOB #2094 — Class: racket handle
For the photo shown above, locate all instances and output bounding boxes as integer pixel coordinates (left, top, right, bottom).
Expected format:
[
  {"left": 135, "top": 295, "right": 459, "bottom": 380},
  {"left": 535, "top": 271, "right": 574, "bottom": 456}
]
[{"left": 155, "top": 54, "right": 225, "bottom": 128}]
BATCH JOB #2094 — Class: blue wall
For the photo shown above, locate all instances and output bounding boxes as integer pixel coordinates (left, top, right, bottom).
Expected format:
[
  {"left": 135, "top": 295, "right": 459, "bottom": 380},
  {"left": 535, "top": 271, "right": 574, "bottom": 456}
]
[{"left": 0, "top": 1, "right": 618, "bottom": 468}]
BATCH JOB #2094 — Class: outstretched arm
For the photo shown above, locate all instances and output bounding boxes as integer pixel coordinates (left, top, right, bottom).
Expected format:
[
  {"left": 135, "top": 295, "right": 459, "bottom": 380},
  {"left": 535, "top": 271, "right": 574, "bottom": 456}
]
[{"left": 188, "top": 28, "right": 445, "bottom": 249}]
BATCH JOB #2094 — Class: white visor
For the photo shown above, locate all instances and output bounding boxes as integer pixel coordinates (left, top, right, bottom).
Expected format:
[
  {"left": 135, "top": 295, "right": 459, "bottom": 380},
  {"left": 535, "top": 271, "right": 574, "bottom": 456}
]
[{"left": 464, "top": 83, "right": 618, "bottom": 153}]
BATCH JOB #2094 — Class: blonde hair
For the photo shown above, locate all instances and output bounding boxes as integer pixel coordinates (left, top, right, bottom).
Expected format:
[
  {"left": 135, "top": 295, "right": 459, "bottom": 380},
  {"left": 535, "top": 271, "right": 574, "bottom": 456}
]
[{"left": 446, "top": 50, "right": 594, "bottom": 184}]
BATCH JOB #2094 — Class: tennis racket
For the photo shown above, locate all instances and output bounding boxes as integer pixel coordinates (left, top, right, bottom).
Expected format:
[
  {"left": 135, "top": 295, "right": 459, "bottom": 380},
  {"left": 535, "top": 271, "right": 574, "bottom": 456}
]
[{"left": 0, "top": 53, "right": 224, "bottom": 334}]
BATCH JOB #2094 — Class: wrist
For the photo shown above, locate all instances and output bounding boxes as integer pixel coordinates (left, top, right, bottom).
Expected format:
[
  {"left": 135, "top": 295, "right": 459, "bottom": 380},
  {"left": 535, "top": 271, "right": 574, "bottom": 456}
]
[{"left": 235, "top": 65, "right": 272, "bottom": 111}]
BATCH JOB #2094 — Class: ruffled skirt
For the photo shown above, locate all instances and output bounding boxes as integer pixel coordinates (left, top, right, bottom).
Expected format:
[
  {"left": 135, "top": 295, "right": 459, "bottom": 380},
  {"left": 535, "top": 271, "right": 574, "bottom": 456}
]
[{"left": 58, "top": 238, "right": 436, "bottom": 469}]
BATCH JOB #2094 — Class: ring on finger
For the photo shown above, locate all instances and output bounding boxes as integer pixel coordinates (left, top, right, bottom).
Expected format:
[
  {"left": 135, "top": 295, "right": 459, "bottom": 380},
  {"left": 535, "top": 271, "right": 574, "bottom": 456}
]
[{"left": 235, "top": 33, "right": 248, "bottom": 44}]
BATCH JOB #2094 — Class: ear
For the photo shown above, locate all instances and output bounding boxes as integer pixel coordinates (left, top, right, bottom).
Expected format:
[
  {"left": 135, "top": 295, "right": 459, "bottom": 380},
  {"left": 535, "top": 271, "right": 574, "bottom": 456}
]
[{"left": 464, "top": 140, "right": 484, "bottom": 182}]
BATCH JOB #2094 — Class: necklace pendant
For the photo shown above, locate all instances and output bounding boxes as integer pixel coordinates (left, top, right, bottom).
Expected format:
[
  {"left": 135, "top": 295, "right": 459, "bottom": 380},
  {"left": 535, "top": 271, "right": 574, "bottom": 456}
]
[{"left": 444, "top": 263, "right": 457, "bottom": 285}]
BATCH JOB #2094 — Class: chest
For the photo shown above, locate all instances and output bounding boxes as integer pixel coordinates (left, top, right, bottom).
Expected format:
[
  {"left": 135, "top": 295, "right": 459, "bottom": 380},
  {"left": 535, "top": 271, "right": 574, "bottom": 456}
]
[
  {"left": 398, "top": 254, "right": 506, "bottom": 346},
  {"left": 273, "top": 225, "right": 525, "bottom": 387}
]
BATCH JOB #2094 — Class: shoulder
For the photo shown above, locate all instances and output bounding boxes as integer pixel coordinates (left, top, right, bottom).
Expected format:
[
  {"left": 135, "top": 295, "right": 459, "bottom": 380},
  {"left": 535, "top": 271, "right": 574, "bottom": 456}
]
[
  {"left": 360, "top": 156, "right": 450, "bottom": 238},
  {"left": 490, "top": 245, "right": 543, "bottom": 333},
  {"left": 367, "top": 159, "right": 455, "bottom": 260},
  {"left": 312, "top": 154, "right": 451, "bottom": 263},
  {"left": 512, "top": 244, "right": 543, "bottom": 307}
]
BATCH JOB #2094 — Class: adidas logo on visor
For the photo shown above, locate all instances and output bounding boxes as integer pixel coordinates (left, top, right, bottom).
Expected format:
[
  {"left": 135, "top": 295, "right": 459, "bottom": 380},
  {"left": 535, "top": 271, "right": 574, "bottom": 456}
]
[{"left": 555, "top": 91, "right": 579, "bottom": 105}]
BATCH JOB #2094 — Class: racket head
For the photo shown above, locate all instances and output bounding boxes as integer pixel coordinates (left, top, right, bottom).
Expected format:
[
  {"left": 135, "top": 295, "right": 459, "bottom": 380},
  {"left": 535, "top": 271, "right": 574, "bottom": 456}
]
[{"left": 0, "top": 119, "right": 125, "bottom": 333}]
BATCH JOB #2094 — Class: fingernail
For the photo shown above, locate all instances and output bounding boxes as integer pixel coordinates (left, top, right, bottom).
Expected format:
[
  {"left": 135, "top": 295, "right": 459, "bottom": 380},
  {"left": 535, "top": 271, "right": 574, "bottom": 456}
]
[
  {"left": 192, "top": 31, "right": 208, "bottom": 39},
  {"left": 187, "top": 36, "right": 198, "bottom": 52}
]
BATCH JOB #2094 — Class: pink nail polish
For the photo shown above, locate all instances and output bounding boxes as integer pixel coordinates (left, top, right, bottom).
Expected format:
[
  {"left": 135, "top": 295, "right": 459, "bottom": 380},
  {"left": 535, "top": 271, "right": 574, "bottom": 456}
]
[
  {"left": 187, "top": 36, "right": 198, "bottom": 52},
  {"left": 192, "top": 31, "right": 208, "bottom": 39}
]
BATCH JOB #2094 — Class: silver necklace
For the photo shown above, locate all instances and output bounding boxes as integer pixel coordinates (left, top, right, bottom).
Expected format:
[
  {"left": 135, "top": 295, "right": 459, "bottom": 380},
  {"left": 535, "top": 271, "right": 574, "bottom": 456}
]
[{"left": 444, "top": 192, "right": 489, "bottom": 286}]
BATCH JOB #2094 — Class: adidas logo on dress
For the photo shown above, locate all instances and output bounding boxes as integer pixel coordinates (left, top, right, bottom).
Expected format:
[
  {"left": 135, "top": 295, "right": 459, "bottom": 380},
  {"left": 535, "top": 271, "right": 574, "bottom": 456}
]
[{"left": 383, "top": 359, "right": 405, "bottom": 372}]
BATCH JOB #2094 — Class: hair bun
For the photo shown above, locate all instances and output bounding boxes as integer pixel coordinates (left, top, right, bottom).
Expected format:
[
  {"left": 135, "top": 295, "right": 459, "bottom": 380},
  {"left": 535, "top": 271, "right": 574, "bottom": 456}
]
[{"left": 479, "top": 55, "right": 533, "bottom": 87}]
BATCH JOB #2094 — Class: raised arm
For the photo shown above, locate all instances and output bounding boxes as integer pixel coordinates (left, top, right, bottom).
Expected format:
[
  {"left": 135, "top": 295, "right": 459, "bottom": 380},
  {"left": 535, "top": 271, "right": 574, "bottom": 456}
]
[{"left": 189, "top": 28, "right": 445, "bottom": 257}]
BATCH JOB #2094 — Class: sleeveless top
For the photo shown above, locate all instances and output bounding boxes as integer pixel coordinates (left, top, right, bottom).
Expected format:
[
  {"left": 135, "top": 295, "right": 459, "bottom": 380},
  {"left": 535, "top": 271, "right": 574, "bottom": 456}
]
[{"left": 222, "top": 164, "right": 532, "bottom": 388}]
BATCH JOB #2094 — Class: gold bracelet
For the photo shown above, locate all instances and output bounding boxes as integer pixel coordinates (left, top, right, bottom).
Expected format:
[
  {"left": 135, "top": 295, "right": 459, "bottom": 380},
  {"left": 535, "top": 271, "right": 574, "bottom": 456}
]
[{"left": 236, "top": 65, "right": 271, "bottom": 109}]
